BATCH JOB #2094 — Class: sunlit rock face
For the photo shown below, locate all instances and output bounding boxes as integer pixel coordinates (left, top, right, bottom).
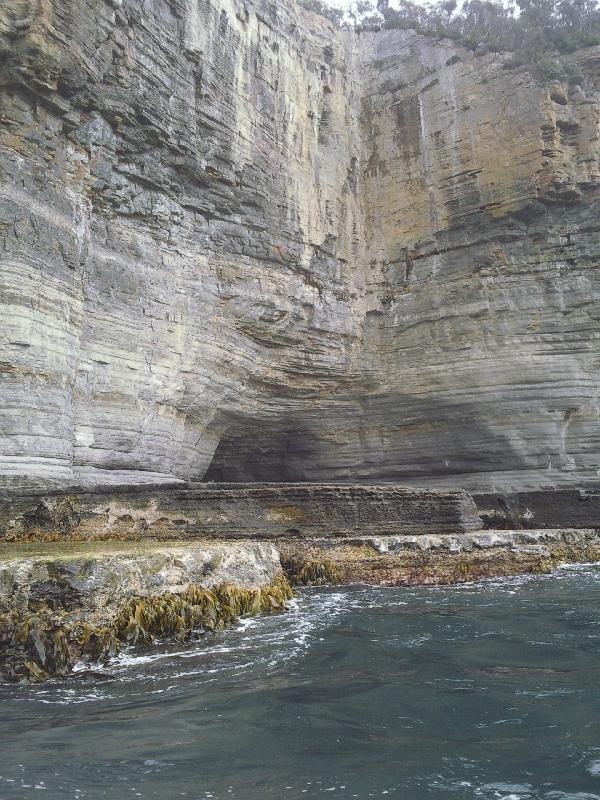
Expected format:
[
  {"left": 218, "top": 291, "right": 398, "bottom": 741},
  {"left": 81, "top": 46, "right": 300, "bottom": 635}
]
[{"left": 0, "top": 0, "right": 599, "bottom": 493}]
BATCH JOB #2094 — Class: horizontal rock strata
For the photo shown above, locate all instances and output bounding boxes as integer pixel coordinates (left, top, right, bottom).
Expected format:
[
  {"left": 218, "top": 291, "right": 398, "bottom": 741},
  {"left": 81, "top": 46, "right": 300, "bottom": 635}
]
[
  {"left": 474, "top": 485, "right": 600, "bottom": 529},
  {"left": 1, "top": 0, "right": 600, "bottom": 496},
  {"left": 0, "top": 483, "right": 483, "bottom": 540},
  {"left": 282, "top": 528, "right": 600, "bottom": 587}
]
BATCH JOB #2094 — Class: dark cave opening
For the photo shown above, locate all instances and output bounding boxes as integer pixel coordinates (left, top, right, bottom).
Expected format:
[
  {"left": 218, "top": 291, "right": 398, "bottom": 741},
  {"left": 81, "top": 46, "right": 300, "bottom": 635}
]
[{"left": 203, "top": 419, "right": 317, "bottom": 483}]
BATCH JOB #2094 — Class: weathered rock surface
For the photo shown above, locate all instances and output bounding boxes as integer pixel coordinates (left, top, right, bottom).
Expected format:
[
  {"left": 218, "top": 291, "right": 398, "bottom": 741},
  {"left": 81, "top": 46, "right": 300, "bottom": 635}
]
[
  {"left": 1, "top": 0, "right": 599, "bottom": 494},
  {"left": 2, "top": 528, "right": 596, "bottom": 615},
  {"left": 475, "top": 485, "right": 600, "bottom": 529},
  {"left": 0, "top": 539, "right": 291, "bottom": 682},
  {"left": 2, "top": 528, "right": 599, "bottom": 682},
  {"left": 0, "top": 540, "right": 282, "bottom": 614},
  {"left": 282, "top": 527, "right": 600, "bottom": 586},
  {"left": 349, "top": 527, "right": 599, "bottom": 554},
  {"left": 0, "top": 483, "right": 483, "bottom": 540}
]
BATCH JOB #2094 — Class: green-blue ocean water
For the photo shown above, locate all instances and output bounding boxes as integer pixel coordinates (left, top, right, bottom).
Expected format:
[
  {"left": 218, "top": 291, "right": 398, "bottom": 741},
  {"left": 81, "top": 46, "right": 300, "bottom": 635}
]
[{"left": 2, "top": 565, "right": 600, "bottom": 800}]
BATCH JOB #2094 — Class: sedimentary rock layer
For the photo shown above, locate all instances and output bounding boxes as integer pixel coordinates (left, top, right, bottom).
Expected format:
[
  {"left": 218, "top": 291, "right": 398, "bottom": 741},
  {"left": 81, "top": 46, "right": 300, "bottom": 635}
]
[
  {"left": 0, "top": 540, "right": 283, "bottom": 614},
  {"left": 0, "top": 483, "right": 483, "bottom": 540},
  {"left": 475, "top": 485, "right": 600, "bottom": 529},
  {"left": 1, "top": 0, "right": 599, "bottom": 493},
  {"left": 282, "top": 528, "right": 600, "bottom": 586}
]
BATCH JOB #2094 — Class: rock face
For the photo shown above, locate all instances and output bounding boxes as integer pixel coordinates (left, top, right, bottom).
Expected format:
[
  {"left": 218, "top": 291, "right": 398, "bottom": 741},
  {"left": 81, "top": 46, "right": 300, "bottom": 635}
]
[
  {"left": 0, "top": 541, "right": 283, "bottom": 615},
  {"left": 0, "top": 540, "right": 291, "bottom": 682},
  {"left": 1, "top": 0, "right": 599, "bottom": 494},
  {"left": 0, "top": 484, "right": 483, "bottom": 540}
]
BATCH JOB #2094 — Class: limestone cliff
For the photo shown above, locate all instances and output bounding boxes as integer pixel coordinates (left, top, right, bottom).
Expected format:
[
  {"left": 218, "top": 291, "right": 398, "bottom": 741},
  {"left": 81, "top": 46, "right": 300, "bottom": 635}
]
[{"left": 1, "top": 0, "right": 599, "bottom": 495}]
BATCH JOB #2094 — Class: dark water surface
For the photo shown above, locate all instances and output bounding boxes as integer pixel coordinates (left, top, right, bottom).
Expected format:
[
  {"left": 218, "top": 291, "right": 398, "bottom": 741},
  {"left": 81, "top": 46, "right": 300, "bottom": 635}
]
[{"left": 2, "top": 565, "right": 600, "bottom": 800}]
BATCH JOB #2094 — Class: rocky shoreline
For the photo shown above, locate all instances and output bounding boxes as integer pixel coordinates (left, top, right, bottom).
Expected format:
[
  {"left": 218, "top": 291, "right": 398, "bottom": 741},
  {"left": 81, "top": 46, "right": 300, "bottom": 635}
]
[
  {"left": 2, "top": 527, "right": 600, "bottom": 684},
  {"left": 281, "top": 528, "right": 600, "bottom": 587},
  {"left": 1, "top": 476, "right": 597, "bottom": 685},
  {"left": 0, "top": 541, "right": 292, "bottom": 683}
]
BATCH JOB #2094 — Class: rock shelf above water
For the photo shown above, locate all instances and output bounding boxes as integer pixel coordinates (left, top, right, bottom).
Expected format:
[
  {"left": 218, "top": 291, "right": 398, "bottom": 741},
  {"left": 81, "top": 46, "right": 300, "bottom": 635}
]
[
  {"left": 2, "top": 526, "right": 600, "bottom": 682},
  {"left": 0, "top": 541, "right": 284, "bottom": 615},
  {"left": 0, "top": 483, "right": 484, "bottom": 541},
  {"left": 0, "top": 540, "right": 292, "bottom": 683}
]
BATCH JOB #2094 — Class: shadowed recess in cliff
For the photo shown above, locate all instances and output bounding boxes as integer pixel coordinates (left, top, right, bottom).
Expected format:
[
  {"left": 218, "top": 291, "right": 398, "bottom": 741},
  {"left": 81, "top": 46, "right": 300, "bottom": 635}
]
[
  {"left": 204, "top": 417, "right": 321, "bottom": 482},
  {"left": 202, "top": 394, "right": 522, "bottom": 484}
]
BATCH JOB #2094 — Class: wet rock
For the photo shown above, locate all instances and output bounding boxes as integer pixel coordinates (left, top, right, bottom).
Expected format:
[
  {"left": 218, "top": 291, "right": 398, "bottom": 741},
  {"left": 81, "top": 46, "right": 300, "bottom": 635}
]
[
  {"left": 0, "top": 541, "right": 291, "bottom": 682},
  {"left": 283, "top": 528, "right": 600, "bottom": 586},
  {"left": 0, "top": 541, "right": 283, "bottom": 614}
]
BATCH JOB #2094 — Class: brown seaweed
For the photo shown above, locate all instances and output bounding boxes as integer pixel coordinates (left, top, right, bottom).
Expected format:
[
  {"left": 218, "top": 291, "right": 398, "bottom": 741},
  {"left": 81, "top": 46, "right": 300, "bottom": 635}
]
[{"left": 0, "top": 575, "right": 293, "bottom": 684}]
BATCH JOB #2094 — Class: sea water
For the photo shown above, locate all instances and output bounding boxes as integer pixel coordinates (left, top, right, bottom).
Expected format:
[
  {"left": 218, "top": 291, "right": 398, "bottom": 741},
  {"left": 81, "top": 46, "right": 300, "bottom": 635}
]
[{"left": 2, "top": 565, "right": 600, "bottom": 799}]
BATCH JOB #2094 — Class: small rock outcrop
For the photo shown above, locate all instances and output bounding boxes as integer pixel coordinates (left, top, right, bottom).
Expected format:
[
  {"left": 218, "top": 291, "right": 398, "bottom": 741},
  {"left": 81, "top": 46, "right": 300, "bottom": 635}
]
[
  {"left": 1, "top": 0, "right": 599, "bottom": 495},
  {"left": 0, "top": 541, "right": 284, "bottom": 614},
  {"left": 0, "top": 541, "right": 291, "bottom": 681}
]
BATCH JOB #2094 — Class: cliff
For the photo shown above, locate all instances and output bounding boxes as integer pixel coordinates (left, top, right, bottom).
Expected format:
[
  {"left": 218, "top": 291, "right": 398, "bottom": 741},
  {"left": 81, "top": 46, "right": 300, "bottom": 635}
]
[{"left": 1, "top": 0, "right": 599, "bottom": 496}]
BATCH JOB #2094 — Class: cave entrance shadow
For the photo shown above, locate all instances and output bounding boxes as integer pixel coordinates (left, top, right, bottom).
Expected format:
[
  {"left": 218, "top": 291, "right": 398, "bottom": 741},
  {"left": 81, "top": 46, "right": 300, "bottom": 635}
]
[{"left": 203, "top": 418, "right": 317, "bottom": 483}]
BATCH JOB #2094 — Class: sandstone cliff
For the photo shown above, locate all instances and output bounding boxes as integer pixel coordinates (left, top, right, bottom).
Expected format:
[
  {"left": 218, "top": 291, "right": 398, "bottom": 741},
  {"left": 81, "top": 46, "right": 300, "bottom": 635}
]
[{"left": 1, "top": 0, "right": 599, "bottom": 495}]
